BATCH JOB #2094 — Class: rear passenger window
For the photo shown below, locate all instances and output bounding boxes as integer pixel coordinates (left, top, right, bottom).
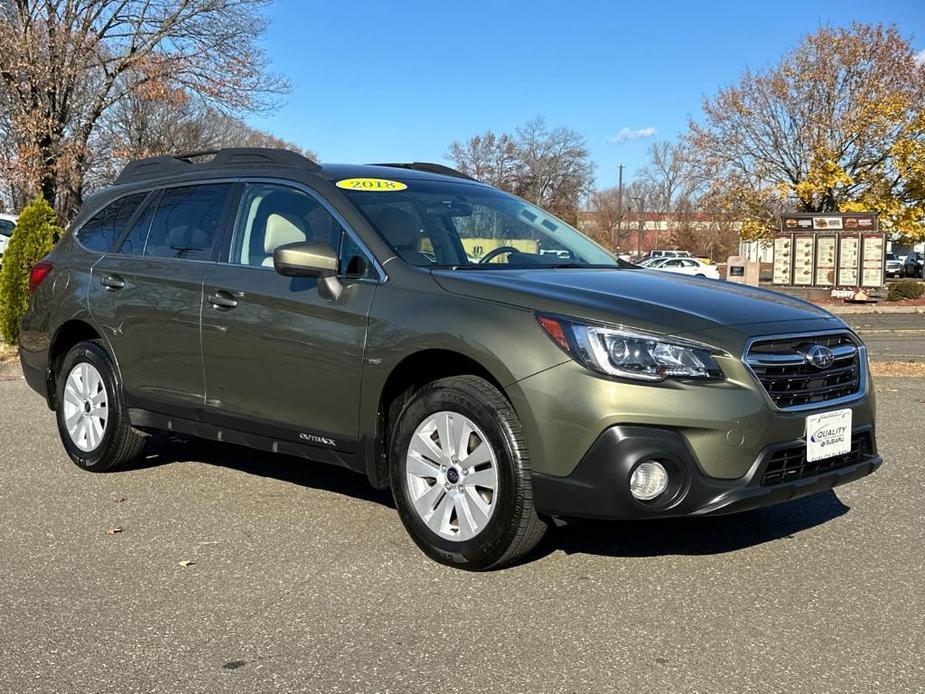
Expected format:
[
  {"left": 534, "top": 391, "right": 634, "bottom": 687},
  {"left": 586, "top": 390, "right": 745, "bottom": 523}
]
[
  {"left": 144, "top": 184, "right": 231, "bottom": 260},
  {"left": 75, "top": 193, "right": 147, "bottom": 252}
]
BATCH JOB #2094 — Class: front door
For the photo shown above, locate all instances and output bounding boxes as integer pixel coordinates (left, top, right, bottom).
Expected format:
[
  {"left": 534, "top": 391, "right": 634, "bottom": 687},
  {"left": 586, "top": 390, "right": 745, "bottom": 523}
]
[
  {"left": 201, "top": 182, "right": 378, "bottom": 451},
  {"left": 89, "top": 183, "right": 236, "bottom": 415}
]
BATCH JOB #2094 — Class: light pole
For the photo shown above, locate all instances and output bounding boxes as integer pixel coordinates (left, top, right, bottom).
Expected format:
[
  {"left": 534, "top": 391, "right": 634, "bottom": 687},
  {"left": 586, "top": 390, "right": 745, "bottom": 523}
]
[{"left": 614, "top": 164, "right": 624, "bottom": 253}]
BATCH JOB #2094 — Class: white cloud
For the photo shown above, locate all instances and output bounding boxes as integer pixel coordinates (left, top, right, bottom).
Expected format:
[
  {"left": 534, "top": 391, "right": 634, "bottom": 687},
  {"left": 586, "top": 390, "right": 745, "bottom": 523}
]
[
  {"left": 915, "top": 48, "right": 925, "bottom": 66},
  {"left": 607, "top": 126, "right": 657, "bottom": 144}
]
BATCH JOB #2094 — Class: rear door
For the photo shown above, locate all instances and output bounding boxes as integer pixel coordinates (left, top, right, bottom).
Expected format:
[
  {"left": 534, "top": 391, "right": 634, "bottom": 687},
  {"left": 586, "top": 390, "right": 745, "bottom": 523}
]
[
  {"left": 200, "top": 181, "right": 379, "bottom": 450},
  {"left": 89, "top": 182, "right": 237, "bottom": 416},
  {"left": 659, "top": 258, "right": 683, "bottom": 274}
]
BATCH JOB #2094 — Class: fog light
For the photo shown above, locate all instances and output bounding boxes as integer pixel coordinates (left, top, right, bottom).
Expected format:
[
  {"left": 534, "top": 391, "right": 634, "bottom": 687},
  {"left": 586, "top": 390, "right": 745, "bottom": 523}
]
[{"left": 630, "top": 461, "right": 669, "bottom": 501}]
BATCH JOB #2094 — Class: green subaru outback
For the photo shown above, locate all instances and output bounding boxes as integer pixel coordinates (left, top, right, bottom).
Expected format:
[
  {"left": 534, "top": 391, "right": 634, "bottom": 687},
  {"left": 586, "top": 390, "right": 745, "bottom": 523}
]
[{"left": 20, "top": 148, "right": 881, "bottom": 569}]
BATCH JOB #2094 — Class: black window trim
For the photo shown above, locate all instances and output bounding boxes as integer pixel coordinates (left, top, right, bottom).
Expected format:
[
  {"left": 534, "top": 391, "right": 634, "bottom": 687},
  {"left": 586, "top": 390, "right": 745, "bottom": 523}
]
[
  {"left": 100, "top": 178, "right": 241, "bottom": 263},
  {"left": 110, "top": 189, "right": 159, "bottom": 255},
  {"left": 219, "top": 177, "right": 386, "bottom": 283}
]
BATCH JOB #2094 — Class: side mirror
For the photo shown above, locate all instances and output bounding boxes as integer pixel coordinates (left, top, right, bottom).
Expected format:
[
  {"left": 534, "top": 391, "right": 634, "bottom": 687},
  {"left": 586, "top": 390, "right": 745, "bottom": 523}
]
[
  {"left": 273, "top": 241, "right": 344, "bottom": 300},
  {"left": 273, "top": 241, "right": 338, "bottom": 278}
]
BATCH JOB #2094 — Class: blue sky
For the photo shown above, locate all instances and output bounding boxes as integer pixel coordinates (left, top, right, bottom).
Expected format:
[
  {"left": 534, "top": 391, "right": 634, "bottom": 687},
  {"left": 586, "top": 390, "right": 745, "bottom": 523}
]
[{"left": 249, "top": 0, "right": 924, "bottom": 189}]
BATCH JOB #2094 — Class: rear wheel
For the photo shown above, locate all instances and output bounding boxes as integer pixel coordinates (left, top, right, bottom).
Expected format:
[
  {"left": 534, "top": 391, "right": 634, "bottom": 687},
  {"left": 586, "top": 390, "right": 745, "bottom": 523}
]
[
  {"left": 389, "top": 375, "right": 546, "bottom": 570},
  {"left": 55, "top": 340, "right": 145, "bottom": 472}
]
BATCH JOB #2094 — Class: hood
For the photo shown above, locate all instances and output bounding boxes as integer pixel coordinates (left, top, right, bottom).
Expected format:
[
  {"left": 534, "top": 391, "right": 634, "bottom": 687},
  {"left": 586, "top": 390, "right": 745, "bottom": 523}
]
[{"left": 431, "top": 267, "right": 842, "bottom": 338}]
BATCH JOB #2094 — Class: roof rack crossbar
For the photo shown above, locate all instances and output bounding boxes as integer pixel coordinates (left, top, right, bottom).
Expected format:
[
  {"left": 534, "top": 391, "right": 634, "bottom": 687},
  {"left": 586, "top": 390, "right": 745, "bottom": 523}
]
[
  {"left": 372, "top": 162, "right": 477, "bottom": 181},
  {"left": 173, "top": 150, "right": 221, "bottom": 162},
  {"left": 116, "top": 147, "right": 321, "bottom": 184}
]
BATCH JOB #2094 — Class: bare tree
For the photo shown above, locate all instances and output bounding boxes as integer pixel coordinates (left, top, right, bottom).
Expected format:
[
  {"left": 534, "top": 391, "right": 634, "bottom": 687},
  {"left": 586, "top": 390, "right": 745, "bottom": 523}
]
[
  {"left": 87, "top": 92, "right": 315, "bottom": 191},
  {"left": 448, "top": 118, "right": 594, "bottom": 224},
  {"left": 447, "top": 131, "right": 519, "bottom": 190},
  {"left": 639, "top": 141, "right": 700, "bottom": 212},
  {"left": 0, "top": 0, "right": 287, "bottom": 219},
  {"left": 587, "top": 186, "right": 621, "bottom": 249},
  {"left": 515, "top": 118, "right": 594, "bottom": 222},
  {"left": 667, "top": 201, "right": 740, "bottom": 261}
]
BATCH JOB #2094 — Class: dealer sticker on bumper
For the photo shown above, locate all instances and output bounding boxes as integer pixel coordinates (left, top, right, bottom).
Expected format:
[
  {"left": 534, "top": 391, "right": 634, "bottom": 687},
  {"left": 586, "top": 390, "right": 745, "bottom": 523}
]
[{"left": 806, "top": 408, "right": 853, "bottom": 462}]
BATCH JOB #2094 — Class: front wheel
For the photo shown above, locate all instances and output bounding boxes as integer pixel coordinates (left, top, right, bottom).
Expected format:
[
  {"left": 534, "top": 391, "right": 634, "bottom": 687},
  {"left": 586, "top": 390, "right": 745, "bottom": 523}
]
[
  {"left": 55, "top": 340, "right": 145, "bottom": 472},
  {"left": 389, "top": 376, "right": 546, "bottom": 570}
]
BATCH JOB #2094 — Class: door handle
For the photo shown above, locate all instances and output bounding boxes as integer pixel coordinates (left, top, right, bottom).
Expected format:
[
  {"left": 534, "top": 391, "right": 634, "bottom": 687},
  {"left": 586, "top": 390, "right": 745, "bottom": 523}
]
[
  {"left": 207, "top": 291, "right": 238, "bottom": 310},
  {"left": 100, "top": 274, "right": 125, "bottom": 291}
]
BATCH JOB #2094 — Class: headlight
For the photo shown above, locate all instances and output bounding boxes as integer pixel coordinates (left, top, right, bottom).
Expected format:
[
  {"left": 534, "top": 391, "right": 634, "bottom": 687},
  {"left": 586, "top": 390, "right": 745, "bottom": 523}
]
[{"left": 537, "top": 314, "right": 724, "bottom": 382}]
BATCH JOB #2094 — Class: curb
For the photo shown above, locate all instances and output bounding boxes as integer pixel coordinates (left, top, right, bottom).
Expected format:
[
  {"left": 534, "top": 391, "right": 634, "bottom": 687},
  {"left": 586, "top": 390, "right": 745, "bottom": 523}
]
[{"left": 821, "top": 305, "right": 925, "bottom": 315}]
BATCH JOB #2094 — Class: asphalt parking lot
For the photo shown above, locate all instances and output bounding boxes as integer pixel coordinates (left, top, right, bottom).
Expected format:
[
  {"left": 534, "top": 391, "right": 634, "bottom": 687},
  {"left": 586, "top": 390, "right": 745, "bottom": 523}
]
[
  {"left": 1, "top": 332, "right": 924, "bottom": 693},
  {"left": 842, "top": 312, "right": 925, "bottom": 362}
]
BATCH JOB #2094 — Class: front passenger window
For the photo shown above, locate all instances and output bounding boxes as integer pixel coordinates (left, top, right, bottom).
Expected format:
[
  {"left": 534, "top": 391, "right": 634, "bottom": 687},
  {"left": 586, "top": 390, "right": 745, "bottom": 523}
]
[{"left": 231, "top": 184, "right": 372, "bottom": 278}]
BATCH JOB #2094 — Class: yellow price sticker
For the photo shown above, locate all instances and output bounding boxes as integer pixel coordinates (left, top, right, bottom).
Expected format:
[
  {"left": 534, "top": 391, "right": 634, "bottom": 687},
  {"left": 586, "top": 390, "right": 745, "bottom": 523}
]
[{"left": 335, "top": 178, "right": 408, "bottom": 192}]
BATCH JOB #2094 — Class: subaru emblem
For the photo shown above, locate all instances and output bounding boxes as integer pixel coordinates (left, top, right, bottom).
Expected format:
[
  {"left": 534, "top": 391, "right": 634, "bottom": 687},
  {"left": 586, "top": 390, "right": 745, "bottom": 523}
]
[{"left": 802, "top": 344, "right": 835, "bottom": 370}]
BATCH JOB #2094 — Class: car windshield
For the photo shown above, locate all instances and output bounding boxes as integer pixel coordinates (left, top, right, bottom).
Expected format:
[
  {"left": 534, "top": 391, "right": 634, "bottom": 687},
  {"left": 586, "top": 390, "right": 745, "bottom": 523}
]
[{"left": 340, "top": 178, "right": 619, "bottom": 268}]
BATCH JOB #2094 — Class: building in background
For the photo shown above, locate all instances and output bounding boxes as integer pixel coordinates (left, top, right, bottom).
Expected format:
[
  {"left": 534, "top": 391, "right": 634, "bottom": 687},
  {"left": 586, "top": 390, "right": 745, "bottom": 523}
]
[{"left": 577, "top": 210, "right": 743, "bottom": 260}]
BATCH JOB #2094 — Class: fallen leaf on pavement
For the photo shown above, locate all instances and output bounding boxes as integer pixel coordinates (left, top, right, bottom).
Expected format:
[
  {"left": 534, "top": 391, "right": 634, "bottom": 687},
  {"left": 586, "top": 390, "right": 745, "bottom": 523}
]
[
  {"left": 106, "top": 527, "right": 123, "bottom": 534},
  {"left": 870, "top": 361, "right": 925, "bottom": 377},
  {"left": 178, "top": 560, "right": 195, "bottom": 567}
]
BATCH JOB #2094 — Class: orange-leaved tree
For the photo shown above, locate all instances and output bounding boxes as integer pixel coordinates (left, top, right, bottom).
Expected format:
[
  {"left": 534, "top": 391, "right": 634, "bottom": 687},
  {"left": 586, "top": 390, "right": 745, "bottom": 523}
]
[{"left": 687, "top": 23, "right": 925, "bottom": 241}]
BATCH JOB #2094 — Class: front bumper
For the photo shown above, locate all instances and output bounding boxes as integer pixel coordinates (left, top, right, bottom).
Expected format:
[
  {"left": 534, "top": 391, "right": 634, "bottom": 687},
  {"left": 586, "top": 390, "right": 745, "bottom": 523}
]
[{"left": 533, "top": 424, "right": 881, "bottom": 519}]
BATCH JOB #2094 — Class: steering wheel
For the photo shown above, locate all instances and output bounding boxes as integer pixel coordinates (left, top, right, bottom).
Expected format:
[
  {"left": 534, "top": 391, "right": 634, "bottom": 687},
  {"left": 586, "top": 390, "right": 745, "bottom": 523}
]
[{"left": 479, "top": 246, "right": 520, "bottom": 264}]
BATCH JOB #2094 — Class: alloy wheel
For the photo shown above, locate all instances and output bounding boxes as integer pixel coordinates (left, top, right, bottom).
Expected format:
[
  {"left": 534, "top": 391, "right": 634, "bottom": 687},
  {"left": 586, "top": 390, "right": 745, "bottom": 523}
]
[
  {"left": 62, "top": 362, "right": 109, "bottom": 452},
  {"left": 405, "top": 410, "right": 499, "bottom": 541}
]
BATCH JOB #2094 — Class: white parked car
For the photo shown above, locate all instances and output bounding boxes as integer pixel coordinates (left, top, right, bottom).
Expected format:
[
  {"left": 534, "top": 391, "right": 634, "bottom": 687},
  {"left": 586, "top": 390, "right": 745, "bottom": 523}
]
[
  {"left": 885, "top": 253, "right": 902, "bottom": 278},
  {"left": 647, "top": 249, "right": 693, "bottom": 259},
  {"left": 650, "top": 257, "right": 721, "bottom": 280},
  {"left": 638, "top": 256, "right": 671, "bottom": 268},
  {"left": 0, "top": 213, "right": 17, "bottom": 266}
]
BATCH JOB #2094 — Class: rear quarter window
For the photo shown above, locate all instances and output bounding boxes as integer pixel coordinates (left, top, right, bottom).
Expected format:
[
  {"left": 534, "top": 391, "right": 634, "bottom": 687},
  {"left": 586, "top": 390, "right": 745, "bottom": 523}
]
[
  {"left": 75, "top": 193, "right": 148, "bottom": 252},
  {"left": 0, "top": 219, "right": 14, "bottom": 237}
]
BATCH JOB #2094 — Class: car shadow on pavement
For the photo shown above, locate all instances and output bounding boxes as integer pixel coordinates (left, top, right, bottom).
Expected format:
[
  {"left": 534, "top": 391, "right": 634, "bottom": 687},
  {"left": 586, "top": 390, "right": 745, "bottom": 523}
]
[
  {"left": 133, "top": 435, "right": 849, "bottom": 560},
  {"left": 537, "top": 490, "right": 850, "bottom": 559},
  {"left": 135, "top": 434, "right": 395, "bottom": 508}
]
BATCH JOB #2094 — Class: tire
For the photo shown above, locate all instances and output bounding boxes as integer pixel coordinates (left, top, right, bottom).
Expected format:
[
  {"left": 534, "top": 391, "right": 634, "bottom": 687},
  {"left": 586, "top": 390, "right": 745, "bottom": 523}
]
[
  {"left": 389, "top": 375, "right": 546, "bottom": 570},
  {"left": 55, "top": 340, "right": 145, "bottom": 472}
]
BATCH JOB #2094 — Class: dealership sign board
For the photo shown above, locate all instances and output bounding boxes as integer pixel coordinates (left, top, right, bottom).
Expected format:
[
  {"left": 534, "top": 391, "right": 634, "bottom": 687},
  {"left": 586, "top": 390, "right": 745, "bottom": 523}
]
[{"left": 773, "top": 213, "right": 882, "bottom": 288}]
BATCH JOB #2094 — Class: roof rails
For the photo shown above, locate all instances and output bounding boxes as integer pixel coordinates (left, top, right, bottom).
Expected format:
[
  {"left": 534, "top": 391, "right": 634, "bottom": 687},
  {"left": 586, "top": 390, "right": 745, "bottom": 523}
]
[
  {"left": 116, "top": 148, "right": 321, "bottom": 184},
  {"left": 372, "top": 162, "right": 477, "bottom": 181}
]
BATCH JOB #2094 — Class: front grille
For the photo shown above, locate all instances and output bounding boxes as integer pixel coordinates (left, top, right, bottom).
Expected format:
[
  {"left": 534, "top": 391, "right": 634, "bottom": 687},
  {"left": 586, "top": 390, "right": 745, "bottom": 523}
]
[
  {"left": 762, "top": 432, "right": 872, "bottom": 486},
  {"left": 745, "top": 332, "right": 862, "bottom": 410}
]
